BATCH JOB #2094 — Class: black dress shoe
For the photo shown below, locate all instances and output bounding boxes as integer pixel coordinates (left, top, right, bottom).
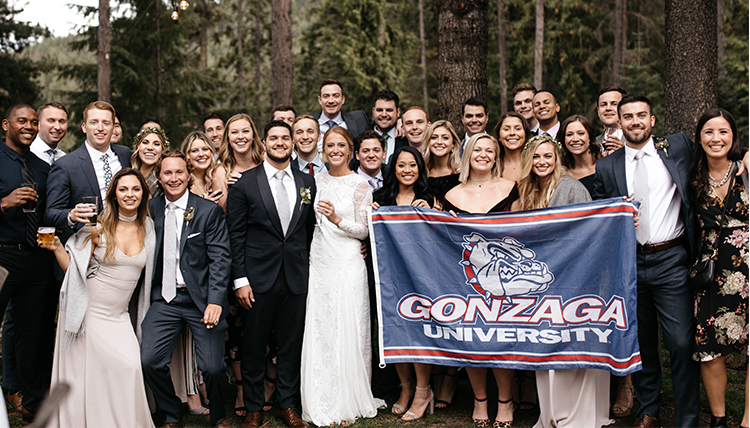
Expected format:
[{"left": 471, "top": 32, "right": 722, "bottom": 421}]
[{"left": 709, "top": 415, "right": 728, "bottom": 428}]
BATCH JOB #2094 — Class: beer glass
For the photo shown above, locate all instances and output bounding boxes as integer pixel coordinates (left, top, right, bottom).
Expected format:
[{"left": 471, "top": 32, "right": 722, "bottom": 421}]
[
  {"left": 81, "top": 196, "right": 99, "bottom": 226},
  {"left": 21, "top": 182, "right": 37, "bottom": 213},
  {"left": 37, "top": 227, "right": 56, "bottom": 244}
]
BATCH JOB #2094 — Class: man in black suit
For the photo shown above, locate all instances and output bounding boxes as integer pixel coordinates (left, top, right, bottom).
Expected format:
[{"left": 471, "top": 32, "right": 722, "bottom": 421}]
[
  {"left": 141, "top": 151, "right": 231, "bottom": 428},
  {"left": 592, "top": 95, "right": 701, "bottom": 428},
  {"left": 371, "top": 89, "right": 408, "bottom": 164},
  {"left": 227, "top": 120, "right": 316, "bottom": 428},
  {"left": 310, "top": 79, "right": 371, "bottom": 149},
  {"left": 46, "top": 101, "right": 131, "bottom": 244}
]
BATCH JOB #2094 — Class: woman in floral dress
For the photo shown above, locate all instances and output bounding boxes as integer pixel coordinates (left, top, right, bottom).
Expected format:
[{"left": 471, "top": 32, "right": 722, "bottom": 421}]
[{"left": 689, "top": 108, "right": 748, "bottom": 428}]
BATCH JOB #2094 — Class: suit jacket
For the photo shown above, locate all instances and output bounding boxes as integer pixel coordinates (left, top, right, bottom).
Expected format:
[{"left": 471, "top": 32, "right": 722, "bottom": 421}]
[
  {"left": 226, "top": 163, "right": 316, "bottom": 295},
  {"left": 591, "top": 132, "right": 697, "bottom": 257},
  {"left": 149, "top": 192, "right": 231, "bottom": 315},
  {"left": 291, "top": 156, "right": 329, "bottom": 175},
  {"left": 46, "top": 142, "right": 132, "bottom": 241},
  {"left": 311, "top": 110, "right": 372, "bottom": 141}
]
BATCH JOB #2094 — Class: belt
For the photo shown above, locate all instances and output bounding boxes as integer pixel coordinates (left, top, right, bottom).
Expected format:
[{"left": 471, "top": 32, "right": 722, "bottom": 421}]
[
  {"left": 637, "top": 235, "right": 686, "bottom": 253},
  {"left": 0, "top": 243, "right": 32, "bottom": 252}
]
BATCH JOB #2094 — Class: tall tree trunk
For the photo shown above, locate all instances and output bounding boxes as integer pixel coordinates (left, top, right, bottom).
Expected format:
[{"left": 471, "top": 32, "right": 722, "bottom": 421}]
[
  {"left": 419, "top": 0, "right": 428, "bottom": 111},
  {"left": 272, "top": 0, "right": 293, "bottom": 106},
  {"left": 254, "top": 0, "right": 262, "bottom": 94},
  {"left": 612, "top": 0, "right": 625, "bottom": 86},
  {"left": 717, "top": 0, "right": 725, "bottom": 79},
  {"left": 664, "top": 0, "right": 717, "bottom": 135},
  {"left": 155, "top": 1, "right": 162, "bottom": 120},
  {"left": 497, "top": 0, "right": 507, "bottom": 114},
  {"left": 237, "top": 0, "right": 244, "bottom": 108},
  {"left": 533, "top": 0, "right": 543, "bottom": 89},
  {"left": 97, "top": 0, "right": 111, "bottom": 102},
  {"left": 437, "top": 0, "right": 488, "bottom": 135},
  {"left": 199, "top": 1, "right": 208, "bottom": 69}
]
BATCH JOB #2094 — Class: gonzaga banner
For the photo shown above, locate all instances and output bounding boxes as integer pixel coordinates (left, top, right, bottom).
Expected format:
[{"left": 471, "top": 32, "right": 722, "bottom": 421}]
[{"left": 370, "top": 198, "right": 641, "bottom": 375}]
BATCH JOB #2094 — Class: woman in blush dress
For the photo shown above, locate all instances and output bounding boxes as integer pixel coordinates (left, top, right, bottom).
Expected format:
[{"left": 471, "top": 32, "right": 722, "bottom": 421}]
[
  {"left": 301, "top": 127, "right": 386, "bottom": 426},
  {"left": 516, "top": 136, "right": 612, "bottom": 428},
  {"left": 43, "top": 168, "right": 155, "bottom": 428},
  {"left": 372, "top": 146, "right": 436, "bottom": 421},
  {"left": 494, "top": 112, "right": 529, "bottom": 183},
  {"left": 688, "top": 109, "right": 748, "bottom": 428},
  {"left": 131, "top": 127, "right": 168, "bottom": 195}
]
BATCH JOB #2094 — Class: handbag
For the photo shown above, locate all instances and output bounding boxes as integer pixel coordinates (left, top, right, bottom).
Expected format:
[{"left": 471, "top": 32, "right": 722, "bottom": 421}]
[{"left": 688, "top": 170, "right": 735, "bottom": 291}]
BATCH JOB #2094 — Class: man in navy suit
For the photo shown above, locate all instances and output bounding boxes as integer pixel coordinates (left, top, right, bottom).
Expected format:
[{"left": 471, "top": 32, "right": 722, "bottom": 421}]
[
  {"left": 141, "top": 151, "right": 232, "bottom": 428},
  {"left": 46, "top": 101, "right": 131, "bottom": 244},
  {"left": 310, "top": 79, "right": 371, "bottom": 149},
  {"left": 226, "top": 120, "right": 316, "bottom": 428}
]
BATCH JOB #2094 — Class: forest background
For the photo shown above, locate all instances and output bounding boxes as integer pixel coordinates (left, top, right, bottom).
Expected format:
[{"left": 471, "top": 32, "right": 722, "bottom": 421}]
[{"left": 1, "top": 0, "right": 748, "bottom": 152}]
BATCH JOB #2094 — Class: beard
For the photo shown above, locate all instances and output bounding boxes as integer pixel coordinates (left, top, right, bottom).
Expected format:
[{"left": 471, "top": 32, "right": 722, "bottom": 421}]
[
  {"left": 266, "top": 149, "right": 291, "bottom": 164},
  {"left": 622, "top": 126, "right": 652, "bottom": 146}
]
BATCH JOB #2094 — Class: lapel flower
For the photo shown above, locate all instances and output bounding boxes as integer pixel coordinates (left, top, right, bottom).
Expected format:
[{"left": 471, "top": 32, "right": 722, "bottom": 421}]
[
  {"left": 655, "top": 137, "right": 669, "bottom": 158},
  {"left": 183, "top": 207, "right": 195, "bottom": 227},
  {"left": 299, "top": 187, "right": 312, "bottom": 211}
]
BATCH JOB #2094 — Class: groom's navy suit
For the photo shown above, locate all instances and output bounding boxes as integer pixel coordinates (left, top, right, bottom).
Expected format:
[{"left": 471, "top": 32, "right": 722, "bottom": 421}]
[
  {"left": 141, "top": 192, "right": 231, "bottom": 426},
  {"left": 592, "top": 133, "right": 699, "bottom": 427},
  {"left": 226, "top": 162, "right": 316, "bottom": 412}
]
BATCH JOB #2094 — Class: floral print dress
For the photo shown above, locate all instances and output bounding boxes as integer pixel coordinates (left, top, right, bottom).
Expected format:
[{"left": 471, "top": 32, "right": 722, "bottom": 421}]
[{"left": 693, "top": 178, "right": 749, "bottom": 369}]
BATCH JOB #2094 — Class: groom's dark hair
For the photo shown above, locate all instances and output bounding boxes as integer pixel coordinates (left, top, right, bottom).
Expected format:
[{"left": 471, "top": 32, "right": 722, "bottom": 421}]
[{"left": 263, "top": 120, "right": 293, "bottom": 141}]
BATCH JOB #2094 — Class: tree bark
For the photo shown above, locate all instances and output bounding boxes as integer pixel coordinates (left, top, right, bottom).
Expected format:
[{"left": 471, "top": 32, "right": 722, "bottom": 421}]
[
  {"left": 664, "top": 0, "right": 717, "bottom": 135},
  {"left": 717, "top": 0, "right": 725, "bottom": 79},
  {"left": 237, "top": 0, "right": 244, "bottom": 108},
  {"left": 497, "top": 0, "right": 507, "bottom": 114},
  {"left": 533, "top": 0, "right": 543, "bottom": 89},
  {"left": 97, "top": 0, "right": 111, "bottom": 102},
  {"left": 437, "top": 0, "right": 488, "bottom": 135},
  {"left": 272, "top": 0, "right": 293, "bottom": 106},
  {"left": 419, "top": 0, "right": 428, "bottom": 111},
  {"left": 199, "top": 1, "right": 207, "bottom": 69},
  {"left": 612, "top": 0, "right": 625, "bottom": 86},
  {"left": 254, "top": 0, "right": 261, "bottom": 94},
  {"left": 155, "top": 1, "right": 162, "bottom": 120}
]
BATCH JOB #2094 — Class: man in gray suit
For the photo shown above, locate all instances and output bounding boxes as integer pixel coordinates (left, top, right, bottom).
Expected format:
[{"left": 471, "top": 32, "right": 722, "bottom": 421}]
[
  {"left": 310, "top": 79, "right": 371, "bottom": 150},
  {"left": 141, "top": 151, "right": 232, "bottom": 428}
]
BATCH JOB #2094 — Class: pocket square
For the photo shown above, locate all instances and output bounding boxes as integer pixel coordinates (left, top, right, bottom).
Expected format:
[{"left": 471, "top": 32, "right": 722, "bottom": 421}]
[{"left": 187, "top": 232, "right": 201, "bottom": 239}]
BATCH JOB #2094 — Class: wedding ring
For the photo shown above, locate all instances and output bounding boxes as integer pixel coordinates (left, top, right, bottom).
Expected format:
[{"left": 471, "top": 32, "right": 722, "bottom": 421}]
[{"left": 212, "top": 319, "right": 219, "bottom": 325}]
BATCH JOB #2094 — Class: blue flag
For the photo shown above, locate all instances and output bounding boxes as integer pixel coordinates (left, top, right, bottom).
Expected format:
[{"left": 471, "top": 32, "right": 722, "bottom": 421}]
[{"left": 370, "top": 198, "right": 641, "bottom": 375}]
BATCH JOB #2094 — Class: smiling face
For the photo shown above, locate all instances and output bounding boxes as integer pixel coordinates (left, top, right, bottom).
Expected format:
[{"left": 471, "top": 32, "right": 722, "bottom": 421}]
[
  {"left": 159, "top": 156, "right": 190, "bottom": 202},
  {"left": 138, "top": 133, "right": 164, "bottom": 167},
  {"left": 111, "top": 117, "right": 122, "bottom": 144},
  {"left": 115, "top": 174, "right": 143, "bottom": 215},
  {"left": 263, "top": 125, "right": 293, "bottom": 166},
  {"left": 402, "top": 109, "right": 429, "bottom": 148},
  {"left": 318, "top": 83, "right": 345, "bottom": 119},
  {"left": 497, "top": 117, "right": 525, "bottom": 152},
  {"left": 227, "top": 119, "right": 254, "bottom": 155},
  {"left": 513, "top": 90, "right": 535, "bottom": 122},
  {"left": 324, "top": 132, "right": 352, "bottom": 170},
  {"left": 372, "top": 99, "right": 400, "bottom": 132},
  {"left": 203, "top": 118, "right": 224, "bottom": 149},
  {"left": 81, "top": 108, "right": 114, "bottom": 152},
  {"left": 188, "top": 138, "right": 213, "bottom": 171},
  {"left": 273, "top": 110, "right": 296, "bottom": 126},
  {"left": 597, "top": 91, "right": 622, "bottom": 128},
  {"left": 563, "top": 120, "right": 591, "bottom": 156},
  {"left": 38, "top": 106, "right": 68, "bottom": 147},
  {"left": 394, "top": 150, "right": 419, "bottom": 187},
  {"left": 469, "top": 137, "right": 496, "bottom": 175},
  {"left": 293, "top": 118, "right": 320, "bottom": 158},
  {"left": 618, "top": 101, "right": 655, "bottom": 148},
  {"left": 532, "top": 92, "right": 560, "bottom": 123},
  {"left": 462, "top": 105, "right": 488, "bottom": 137},
  {"left": 356, "top": 138, "right": 384, "bottom": 176},
  {"left": 2, "top": 106, "right": 38, "bottom": 153},
  {"left": 699, "top": 116, "right": 733, "bottom": 161},
  {"left": 532, "top": 142, "right": 557, "bottom": 179},
  {"left": 428, "top": 126, "right": 454, "bottom": 158}
]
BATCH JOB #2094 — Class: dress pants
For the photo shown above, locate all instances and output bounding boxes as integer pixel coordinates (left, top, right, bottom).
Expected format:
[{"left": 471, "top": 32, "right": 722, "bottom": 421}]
[
  {"left": 141, "top": 289, "right": 228, "bottom": 425},
  {"left": 0, "top": 245, "right": 55, "bottom": 413},
  {"left": 241, "top": 268, "right": 307, "bottom": 412},
  {"left": 632, "top": 245, "right": 699, "bottom": 427}
]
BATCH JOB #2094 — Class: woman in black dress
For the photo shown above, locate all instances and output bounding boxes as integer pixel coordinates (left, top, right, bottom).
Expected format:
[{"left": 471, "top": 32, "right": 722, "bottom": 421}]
[
  {"left": 558, "top": 115, "right": 601, "bottom": 197},
  {"left": 689, "top": 108, "right": 748, "bottom": 428}
]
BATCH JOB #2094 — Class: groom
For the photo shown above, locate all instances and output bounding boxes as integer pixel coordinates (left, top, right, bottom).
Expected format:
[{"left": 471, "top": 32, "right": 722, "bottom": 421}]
[
  {"left": 141, "top": 151, "right": 232, "bottom": 428},
  {"left": 226, "top": 120, "right": 316, "bottom": 428}
]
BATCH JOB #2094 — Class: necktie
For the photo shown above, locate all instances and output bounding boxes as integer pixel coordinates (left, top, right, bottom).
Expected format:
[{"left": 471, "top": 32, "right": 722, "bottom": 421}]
[
  {"left": 102, "top": 153, "right": 112, "bottom": 192},
  {"left": 17, "top": 156, "right": 37, "bottom": 248},
  {"left": 326, "top": 120, "right": 338, "bottom": 131},
  {"left": 162, "top": 203, "right": 177, "bottom": 303},
  {"left": 46, "top": 149, "right": 56, "bottom": 164},
  {"left": 382, "top": 134, "right": 390, "bottom": 163},
  {"left": 307, "top": 163, "right": 315, "bottom": 176},
  {"left": 633, "top": 150, "right": 650, "bottom": 244},
  {"left": 274, "top": 170, "right": 291, "bottom": 235}
]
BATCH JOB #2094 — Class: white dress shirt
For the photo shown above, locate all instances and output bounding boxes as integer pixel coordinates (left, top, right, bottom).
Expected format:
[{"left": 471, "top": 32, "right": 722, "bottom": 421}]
[
  {"left": 357, "top": 167, "right": 383, "bottom": 192},
  {"left": 531, "top": 121, "right": 560, "bottom": 139},
  {"left": 30, "top": 136, "right": 65, "bottom": 165},
  {"left": 296, "top": 152, "right": 328, "bottom": 175},
  {"left": 317, "top": 112, "right": 349, "bottom": 152},
  {"left": 84, "top": 142, "right": 122, "bottom": 201},
  {"left": 625, "top": 137, "right": 684, "bottom": 244},
  {"left": 375, "top": 127, "right": 397, "bottom": 164},
  {"left": 233, "top": 162, "right": 297, "bottom": 290},
  {"left": 165, "top": 191, "right": 190, "bottom": 288}
]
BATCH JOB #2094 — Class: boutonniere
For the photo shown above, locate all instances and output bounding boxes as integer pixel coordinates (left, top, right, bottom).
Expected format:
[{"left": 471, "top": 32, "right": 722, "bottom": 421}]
[
  {"left": 299, "top": 187, "right": 312, "bottom": 211},
  {"left": 183, "top": 207, "right": 195, "bottom": 227},
  {"left": 655, "top": 137, "right": 669, "bottom": 157}
]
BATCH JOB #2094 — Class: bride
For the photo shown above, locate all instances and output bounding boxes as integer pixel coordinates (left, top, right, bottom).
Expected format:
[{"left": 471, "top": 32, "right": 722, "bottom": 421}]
[
  {"left": 301, "top": 127, "right": 386, "bottom": 426},
  {"left": 42, "top": 168, "right": 155, "bottom": 428}
]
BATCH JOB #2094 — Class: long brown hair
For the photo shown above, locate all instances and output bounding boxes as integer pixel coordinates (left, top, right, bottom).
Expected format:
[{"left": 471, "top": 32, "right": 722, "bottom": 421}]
[
  {"left": 422, "top": 120, "right": 461, "bottom": 174},
  {"left": 181, "top": 131, "right": 216, "bottom": 192},
  {"left": 558, "top": 115, "right": 601, "bottom": 169},
  {"left": 86, "top": 168, "right": 150, "bottom": 262},
  {"left": 218, "top": 113, "right": 264, "bottom": 174}
]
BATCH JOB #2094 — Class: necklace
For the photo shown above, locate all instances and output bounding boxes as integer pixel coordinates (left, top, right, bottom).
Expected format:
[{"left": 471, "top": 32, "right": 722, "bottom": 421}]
[
  {"left": 708, "top": 162, "right": 733, "bottom": 188},
  {"left": 119, "top": 212, "right": 138, "bottom": 222},
  {"left": 469, "top": 177, "right": 490, "bottom": 188}
]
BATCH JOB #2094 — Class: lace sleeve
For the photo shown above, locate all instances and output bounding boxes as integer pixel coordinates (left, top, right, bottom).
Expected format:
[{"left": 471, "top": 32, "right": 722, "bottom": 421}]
[{"left": 337, "top": 178, "right": 372, "bottom": 240}]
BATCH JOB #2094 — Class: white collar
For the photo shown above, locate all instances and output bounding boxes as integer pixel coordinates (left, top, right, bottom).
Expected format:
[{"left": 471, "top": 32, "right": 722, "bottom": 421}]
[
  {"left": 376, "top": 126, "right": 397, "bottom": 140},
  {"left": 319, "top": 111, "right": 343, "bottom": 125},
  {"left": 357, "top": 166, "right": 382, "bottom": 181},
  {"left": 165, "top": 190, "right": 190, "bottom": 211},
  {"left": 625, "top": 137, "right": 656, "bottom": 162},
  {"left": 298, "top": 152, "right": 322, "bottom": 168},
  {"left": 263, "top": 160, "right": 294, "bottom": 181},
  {"left": 84, "top": 141, "right": 114, "bottom": 161}
]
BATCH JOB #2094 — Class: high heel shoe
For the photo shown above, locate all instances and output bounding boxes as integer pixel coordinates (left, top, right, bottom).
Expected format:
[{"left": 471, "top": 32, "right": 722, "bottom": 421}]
[
  {"left": 435, "top": 372, "right": 457, "bottom": 409},
  {"left": 709, "top": 415, "right": 728, "bottom": 428},
  {"left": 391, "top": 380, "right": 414, "bottom": 415},
  {"left": 611, "top": 383, "right": 634, "bottom": 417},
  {"left": 494, "top": 398, "right": 514, "bottom": 428},
  {"left": 401, "top": 386, "right": 434, "bottom": 421},
  {"left": 473, "top": 396, "right": 490, "bottom": 427}
]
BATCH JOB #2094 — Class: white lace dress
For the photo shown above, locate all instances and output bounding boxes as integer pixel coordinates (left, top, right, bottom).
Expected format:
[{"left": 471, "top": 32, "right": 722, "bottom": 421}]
[{"left": 301, "top": 172, "right": 385, "bottom": 426}]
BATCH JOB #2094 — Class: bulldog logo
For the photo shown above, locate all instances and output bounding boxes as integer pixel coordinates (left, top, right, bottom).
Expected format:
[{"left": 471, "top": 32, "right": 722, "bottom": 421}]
[{"left": 460, "top": 232, "right": 554, "bottom": 302}]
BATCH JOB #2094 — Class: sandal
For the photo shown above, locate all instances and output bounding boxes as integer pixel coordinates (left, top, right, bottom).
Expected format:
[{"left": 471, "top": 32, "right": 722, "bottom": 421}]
[
  {"left": 401, "top": 386, "right": 434, "bottom": 421},
  {"left": 494, "top": 398, "right": 514, "bottom": 427},
  {"left": 435, "top": 372, "right": 457, "bottom": 409},
  {"left": 189, "top": 406, "right": 210, "bottom": 415},
  {"left": 391, "top": 380, "right": 414, "bottom": 415},
  {"left": 611, "top": 383, "right": 634, "bottom": 417},
  {"left": 234, "top": 379, "right": 247, "bottom": 417},
  {"left": 472, "top": 396, "right": 490, "bottom": 427},
  {"left": 263, "top": 375, "right": 276, "bottom": 411},
  {"left": 517, "top": 371, "right": 538, "bottom": 411}
]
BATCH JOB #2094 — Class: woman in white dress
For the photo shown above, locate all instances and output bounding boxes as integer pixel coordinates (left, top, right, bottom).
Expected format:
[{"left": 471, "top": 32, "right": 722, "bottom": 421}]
[{"left": 301, "top": 127, "right": 386, "bottom": 426}]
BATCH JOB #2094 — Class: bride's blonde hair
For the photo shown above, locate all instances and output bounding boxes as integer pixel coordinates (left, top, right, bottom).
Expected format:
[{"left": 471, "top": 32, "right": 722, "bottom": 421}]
[{"left": 518, "top": 136, "right": 567, "bottom": 210}]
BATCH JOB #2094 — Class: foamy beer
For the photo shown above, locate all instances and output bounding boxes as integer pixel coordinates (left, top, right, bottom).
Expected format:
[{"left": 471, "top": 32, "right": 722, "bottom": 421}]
[
  {"left": 81, "top": 196, "right": 99, "bottom": 226},
  {"left": 38, "top": 227, "right": 56, "bottom": 244}
]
